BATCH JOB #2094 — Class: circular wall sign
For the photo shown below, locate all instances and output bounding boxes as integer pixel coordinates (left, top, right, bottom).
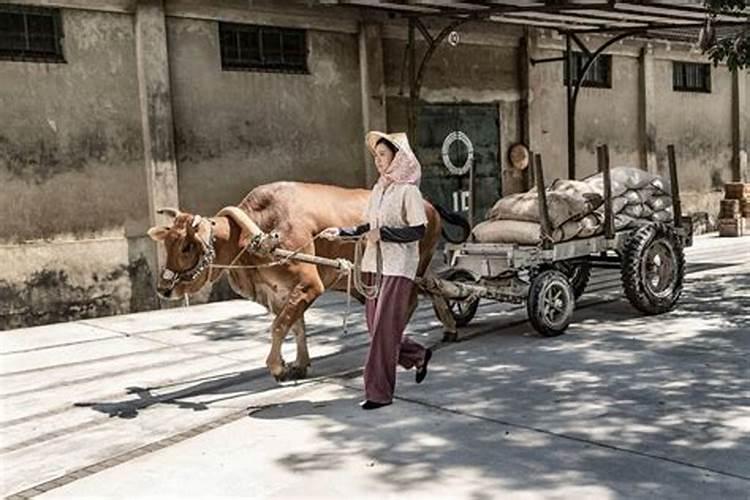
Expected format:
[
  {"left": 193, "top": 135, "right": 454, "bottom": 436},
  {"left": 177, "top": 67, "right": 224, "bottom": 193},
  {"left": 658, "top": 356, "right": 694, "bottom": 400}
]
[
  {"left": 441, "top": 131, "right": 474, "bottom": 176},
  {"left": 448, "top": 31, "right": 460, "bottom": 47}
]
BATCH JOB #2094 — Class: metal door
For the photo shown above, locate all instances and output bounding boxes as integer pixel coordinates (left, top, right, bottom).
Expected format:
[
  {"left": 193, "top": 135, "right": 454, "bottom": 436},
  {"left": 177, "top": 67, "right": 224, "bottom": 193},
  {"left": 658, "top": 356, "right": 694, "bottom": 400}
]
[{"left": 416, "top": 103, "right": 501, "bottom": 241}]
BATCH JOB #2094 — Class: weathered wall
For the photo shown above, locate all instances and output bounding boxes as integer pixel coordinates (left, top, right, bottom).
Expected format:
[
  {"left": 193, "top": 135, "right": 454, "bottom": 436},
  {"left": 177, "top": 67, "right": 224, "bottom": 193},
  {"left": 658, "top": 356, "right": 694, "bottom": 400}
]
[
  {"left": 652, "top": 55, "right": 734, "bottom": 192},
  {"left": 0, "top": 8, "right": 157, "bottom": 329},
  {"left": 532, "top": 36, "right": 642, "bottom": 182},
  {"left": 741, "top": 69, "right": 749, "bottom": 182},
  {"left": 530, "top": 34, "right": 738, "bottom": 218},
  {"left": 166, "top": 16, "right": 366, "bottom": 216},
  {"left": 0, "top": 9, "right": 147, "bottom": 241}
]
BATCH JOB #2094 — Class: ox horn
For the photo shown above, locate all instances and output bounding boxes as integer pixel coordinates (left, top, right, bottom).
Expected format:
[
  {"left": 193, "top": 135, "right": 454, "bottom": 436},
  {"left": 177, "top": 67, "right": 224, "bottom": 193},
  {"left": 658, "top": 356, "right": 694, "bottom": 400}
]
[
  {"left": 216, "top": 206, "right": 265, "bottom": 246},
  {"left": 157, "top": 207, "right": 181, "bottom": 218}
]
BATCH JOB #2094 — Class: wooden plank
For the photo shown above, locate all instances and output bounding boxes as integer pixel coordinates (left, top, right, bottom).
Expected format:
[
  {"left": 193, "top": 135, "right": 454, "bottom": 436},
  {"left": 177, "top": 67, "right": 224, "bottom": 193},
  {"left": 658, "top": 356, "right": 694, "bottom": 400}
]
[
  {"left": 533, "top": 153, "right": 554, "bottom": 250},
  {"left": 597, "top": 145, "right": 615, "bottom": 240},
  {"left": 667, "top": 145, "right": 683, "bottom": 229},
  {"left": 489, "top": 15, "right": 600, "bottom": 30},
  {"left": 569, "top": 8, "right": 700, "bottom": 25}
]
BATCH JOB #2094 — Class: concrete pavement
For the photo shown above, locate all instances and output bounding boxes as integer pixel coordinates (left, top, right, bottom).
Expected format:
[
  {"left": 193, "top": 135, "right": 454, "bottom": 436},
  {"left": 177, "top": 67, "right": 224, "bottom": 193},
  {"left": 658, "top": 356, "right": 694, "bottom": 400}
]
[{"left": 1, "top": 234, "right": 749, "bottom": 499}]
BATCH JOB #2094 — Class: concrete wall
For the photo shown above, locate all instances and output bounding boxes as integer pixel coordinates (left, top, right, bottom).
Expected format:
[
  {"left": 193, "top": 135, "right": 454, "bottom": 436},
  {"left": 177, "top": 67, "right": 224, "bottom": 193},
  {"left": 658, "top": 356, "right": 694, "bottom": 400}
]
[
  {"left": 533, "top": 36, "right": 651, "bottom": 181},
  {"left": 0, "top": 8, "right": 157, "bottom": 329},
  {"left": 529, "top": 33, "right": 742, "bottom": 219},
  {"left": 0, "top": 9, "right": 147, "bottom": 241},
  {"left": 652, "top": 55, "right": 734, "bottom": 191},
  {"left": 167, "top": 16, "right": 366, "bottom": 216}
]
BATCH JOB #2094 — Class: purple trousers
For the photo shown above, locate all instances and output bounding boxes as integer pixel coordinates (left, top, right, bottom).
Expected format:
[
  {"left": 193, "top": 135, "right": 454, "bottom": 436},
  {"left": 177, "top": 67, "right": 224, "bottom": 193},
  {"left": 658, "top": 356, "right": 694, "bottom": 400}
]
[{"left": 364, "top": 274, "right": 427, "bottom": 404}]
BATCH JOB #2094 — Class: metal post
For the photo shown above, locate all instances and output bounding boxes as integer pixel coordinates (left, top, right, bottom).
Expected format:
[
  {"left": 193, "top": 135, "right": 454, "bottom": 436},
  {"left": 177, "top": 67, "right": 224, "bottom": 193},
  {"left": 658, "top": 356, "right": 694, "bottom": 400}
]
[
  {"left": 518, "top": 31, "right": 531, "bottom": 190},
  {"left": 667, "top": 145, "right": 683, "bottom": 228},
  {"left": 597, "top": 145, "right": 615, "bottom": 239},
  {"left": 566, "top": 31, "right": 640, "bottom": 182},
  {"left": 533, "top": 153, "right": 553, "bottom": 249},
  {"left": 407, "top": 17, "right": 416, "bottom": 141},
  {"left": 468, "top": 157, "right": 475, "bottom": 228},
  {"left": 566, "top": 33, "right": 576, "bottom": 180}
]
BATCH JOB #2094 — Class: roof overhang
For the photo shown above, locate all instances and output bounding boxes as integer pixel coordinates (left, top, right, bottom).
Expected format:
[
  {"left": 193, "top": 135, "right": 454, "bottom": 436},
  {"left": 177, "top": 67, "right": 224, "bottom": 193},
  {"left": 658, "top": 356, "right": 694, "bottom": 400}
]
[{"left": 317, "top": 1, "right": 749, "bottom": 35}]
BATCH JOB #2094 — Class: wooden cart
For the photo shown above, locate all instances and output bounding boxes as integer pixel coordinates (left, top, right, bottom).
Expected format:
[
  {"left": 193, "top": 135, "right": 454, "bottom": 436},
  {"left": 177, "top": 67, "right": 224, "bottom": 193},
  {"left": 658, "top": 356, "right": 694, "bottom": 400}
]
[{"left": 422, "top": 144, "right": 692, "bottom": 338}]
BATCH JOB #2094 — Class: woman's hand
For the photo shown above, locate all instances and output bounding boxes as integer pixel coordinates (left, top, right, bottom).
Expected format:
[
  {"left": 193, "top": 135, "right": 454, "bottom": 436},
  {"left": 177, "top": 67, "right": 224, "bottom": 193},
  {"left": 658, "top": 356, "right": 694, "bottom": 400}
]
[
  {"left": 319, "top": 227, "right": 340, "bottom": 241},
  {"left": 366, "top": 228, "right": 380, "bottom": 244}
]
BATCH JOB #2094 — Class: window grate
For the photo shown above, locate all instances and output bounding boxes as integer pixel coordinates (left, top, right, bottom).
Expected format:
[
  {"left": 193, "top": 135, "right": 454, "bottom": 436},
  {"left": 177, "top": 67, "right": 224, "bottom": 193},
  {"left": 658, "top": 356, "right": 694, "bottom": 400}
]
[
  {"left": 673, "top": 61, "right": 711, "bottom": 93},
  {"left": 563, "top": 52, "right": 611, "bottom": 89},
  {"left": 219, "top": 22, "right": 307, "bottom": 74},
  {"left": 0, "top": 4, "right": 64, "bottom": 63}
]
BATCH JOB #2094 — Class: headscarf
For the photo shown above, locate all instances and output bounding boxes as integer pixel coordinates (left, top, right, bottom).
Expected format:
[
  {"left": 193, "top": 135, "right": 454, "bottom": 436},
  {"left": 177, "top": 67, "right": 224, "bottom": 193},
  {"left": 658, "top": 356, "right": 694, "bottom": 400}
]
[{"left": 365, "top": 131, "right": 421, "bottom": 186}]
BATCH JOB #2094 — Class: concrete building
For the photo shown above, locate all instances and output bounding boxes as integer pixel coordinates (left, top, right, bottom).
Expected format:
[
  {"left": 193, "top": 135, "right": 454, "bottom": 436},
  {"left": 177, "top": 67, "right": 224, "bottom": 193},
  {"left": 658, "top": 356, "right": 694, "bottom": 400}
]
[{"left": 1, "top": 0, "right": 747, "bottom": 329}]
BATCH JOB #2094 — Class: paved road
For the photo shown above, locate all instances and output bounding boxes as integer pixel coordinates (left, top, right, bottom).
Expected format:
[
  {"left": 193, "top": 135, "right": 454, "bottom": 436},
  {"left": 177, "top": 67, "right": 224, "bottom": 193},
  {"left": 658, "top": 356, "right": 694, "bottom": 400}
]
[{"left": 1, "top": 234, "right": 748, "bottom": 499}]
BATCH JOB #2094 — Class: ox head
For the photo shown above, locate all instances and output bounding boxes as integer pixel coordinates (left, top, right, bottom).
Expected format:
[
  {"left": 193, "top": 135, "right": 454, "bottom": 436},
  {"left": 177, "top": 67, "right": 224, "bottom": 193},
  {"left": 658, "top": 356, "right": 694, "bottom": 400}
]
[{"left": 148, "top": 208, "right": 216, "bottom": 300}]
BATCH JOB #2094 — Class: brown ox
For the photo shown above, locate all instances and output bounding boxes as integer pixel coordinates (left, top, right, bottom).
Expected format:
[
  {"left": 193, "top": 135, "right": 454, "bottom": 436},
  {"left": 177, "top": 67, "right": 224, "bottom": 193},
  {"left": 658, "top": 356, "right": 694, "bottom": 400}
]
[{"left": 148, "top": 182, "right": 444, "bottom": 381}]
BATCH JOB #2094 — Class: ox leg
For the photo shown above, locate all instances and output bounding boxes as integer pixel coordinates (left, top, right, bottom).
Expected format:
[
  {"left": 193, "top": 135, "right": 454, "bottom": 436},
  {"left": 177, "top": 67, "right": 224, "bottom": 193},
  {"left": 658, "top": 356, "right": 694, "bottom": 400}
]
[
  {"left": 266, "top": 276, "right": 323, "bottom": 382},
  {"left": 291, "top": 317, "right": 310, "bottom": 375}
]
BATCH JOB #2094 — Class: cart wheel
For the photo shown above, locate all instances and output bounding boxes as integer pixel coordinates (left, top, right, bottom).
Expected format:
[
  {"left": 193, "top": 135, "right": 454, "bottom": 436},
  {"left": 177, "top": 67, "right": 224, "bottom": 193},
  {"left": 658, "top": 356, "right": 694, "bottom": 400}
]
[
  {"left": 621, "top": 223, "right": 684, "bottom": 315},
  {"left": 555, "top": 261, "right": 591, "bottom": 299},
  {"left": 527, "top": 269, "right": 575, "bottom": 337},
  {"left": 433, "top": 269, "right": 480, "bottom": 328}
]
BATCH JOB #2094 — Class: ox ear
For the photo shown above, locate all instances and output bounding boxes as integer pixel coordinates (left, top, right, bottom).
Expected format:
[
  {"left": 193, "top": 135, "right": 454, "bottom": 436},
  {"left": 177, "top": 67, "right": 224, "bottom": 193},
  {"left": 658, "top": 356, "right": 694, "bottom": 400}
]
[
  {"left": 157, "top": 208, "right": 180, "bottom": 218},
  {"left": 147, "top": 226, "right": 170, "bottom": 241}
]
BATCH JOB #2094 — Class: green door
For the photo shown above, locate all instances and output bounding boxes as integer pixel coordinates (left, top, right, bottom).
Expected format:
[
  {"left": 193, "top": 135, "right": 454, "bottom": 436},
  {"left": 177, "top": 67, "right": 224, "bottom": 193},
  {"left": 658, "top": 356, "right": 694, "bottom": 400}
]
[{"left": 416, "top": 103, "right": 501, "bottom": 241}]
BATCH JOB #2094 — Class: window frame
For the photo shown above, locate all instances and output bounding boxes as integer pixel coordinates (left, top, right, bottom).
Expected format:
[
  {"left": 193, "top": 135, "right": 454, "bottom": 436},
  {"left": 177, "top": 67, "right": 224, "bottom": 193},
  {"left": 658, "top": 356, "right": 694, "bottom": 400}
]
[
  {"left": 0, "top": 3, "right": 65, "bottom": 63},
  {"left": 672, "top": 61, "right": 712, "bottom": 93},
  {"left": 218, "top": 22, "right": 308, "bottom": 74},
  {"left": 563, "top": 52, "right": 612, "bottom": 89}
]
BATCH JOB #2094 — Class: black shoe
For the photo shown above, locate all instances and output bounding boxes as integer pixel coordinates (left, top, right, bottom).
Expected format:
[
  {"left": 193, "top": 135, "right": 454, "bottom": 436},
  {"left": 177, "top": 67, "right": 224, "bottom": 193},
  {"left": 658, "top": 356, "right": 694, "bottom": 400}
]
[
  {"left": 360, "top": 400, "right": 391, "bottom": 410},
  {"left": 416, "top": 348, "right": 432, "bottom": 384}
]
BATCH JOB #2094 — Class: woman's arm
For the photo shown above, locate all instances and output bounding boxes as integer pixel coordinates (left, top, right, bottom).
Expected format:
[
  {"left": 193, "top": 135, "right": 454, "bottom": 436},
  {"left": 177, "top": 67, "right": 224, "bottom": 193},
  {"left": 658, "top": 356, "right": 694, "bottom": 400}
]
[
  {"left": 338, "top": 223, "right": 371, "bottom": 237},
  {"left": 379, "top": 224, "right": 425, "bottom": 243}
]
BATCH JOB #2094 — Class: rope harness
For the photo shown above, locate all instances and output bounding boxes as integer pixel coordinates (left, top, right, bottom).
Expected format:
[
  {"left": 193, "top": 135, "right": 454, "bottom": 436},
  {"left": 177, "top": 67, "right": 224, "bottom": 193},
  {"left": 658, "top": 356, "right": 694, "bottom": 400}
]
[
  {"left": 205, "top": 228, "right": 383, "bottom": 334},
  {"left": 160, "top": 223, "right": 216, "bottom": 289}
]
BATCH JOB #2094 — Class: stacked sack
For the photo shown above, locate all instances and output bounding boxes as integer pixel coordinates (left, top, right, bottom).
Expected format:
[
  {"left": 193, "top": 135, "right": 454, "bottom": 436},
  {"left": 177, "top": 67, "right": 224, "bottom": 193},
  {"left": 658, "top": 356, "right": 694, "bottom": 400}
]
[
  {"left": 719, "top": 182, "right": 750, "bottom": 237},
  {"left": 473, "top": 167, "right": 674, "bottom": 245}
]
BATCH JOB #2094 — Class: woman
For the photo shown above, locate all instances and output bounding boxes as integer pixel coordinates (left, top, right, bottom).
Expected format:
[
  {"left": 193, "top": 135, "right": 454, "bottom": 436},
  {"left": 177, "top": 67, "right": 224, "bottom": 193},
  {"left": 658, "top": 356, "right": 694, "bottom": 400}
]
[{"left": 321, "top": 131, "right": 432, "bottom": 410}]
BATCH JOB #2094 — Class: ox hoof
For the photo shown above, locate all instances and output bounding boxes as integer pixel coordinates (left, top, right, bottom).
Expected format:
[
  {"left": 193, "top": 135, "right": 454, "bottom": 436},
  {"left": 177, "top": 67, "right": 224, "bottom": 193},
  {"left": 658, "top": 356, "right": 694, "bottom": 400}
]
[
  {"left": 273, "top": 365, "right": 308, "bottom": 382},
  {"left": 269, "top": 360, "right": 287, "bottom": 382},
  {"left": 289, "top": 365, "right": 308, "bottom": 380}
]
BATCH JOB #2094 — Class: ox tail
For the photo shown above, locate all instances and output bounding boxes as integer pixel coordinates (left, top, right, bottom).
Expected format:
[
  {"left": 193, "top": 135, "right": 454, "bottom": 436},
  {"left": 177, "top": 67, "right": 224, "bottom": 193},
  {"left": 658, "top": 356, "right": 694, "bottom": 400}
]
[{"left": 430, "top": 202, "right": 471, "bottom": 244}]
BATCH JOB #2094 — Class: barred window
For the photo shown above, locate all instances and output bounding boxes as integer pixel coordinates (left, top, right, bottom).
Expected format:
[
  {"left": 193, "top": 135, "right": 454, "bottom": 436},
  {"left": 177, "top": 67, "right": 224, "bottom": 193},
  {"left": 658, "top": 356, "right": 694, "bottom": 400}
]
[
  {"left": 0, "top": 4, "right": 64, "bottom": 63},
  {"left": 673, "top": 62, "right": 711, "bottom": 93},
  {"left": 219, "top": 22, "right": 307, "bottom": 73},
  {"left": 564, "top": 52, "right": 611, "bottom": 88}
]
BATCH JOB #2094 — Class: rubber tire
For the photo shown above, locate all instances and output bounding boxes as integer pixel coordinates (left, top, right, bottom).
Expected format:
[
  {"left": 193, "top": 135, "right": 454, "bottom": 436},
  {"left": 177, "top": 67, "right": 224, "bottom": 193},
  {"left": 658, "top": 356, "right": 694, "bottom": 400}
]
[
  {"left": 433, "top": 269, "right": 480, "bottom": 328},
  {"left": 556, "top": 262, "right": 591, "bottom": 300},
  {"left": 527, "top": 269, "right": 575, "bottom": 337},
  {"left": 621, "top": 223, "right": 685, "bottom": 315}
]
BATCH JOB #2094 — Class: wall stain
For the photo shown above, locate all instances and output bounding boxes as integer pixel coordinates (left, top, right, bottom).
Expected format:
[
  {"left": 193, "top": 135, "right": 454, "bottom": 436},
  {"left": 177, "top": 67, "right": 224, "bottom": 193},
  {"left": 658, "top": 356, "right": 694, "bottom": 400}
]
[
  {"left": 0, "top": 258, "right": 157, "bottom": 331},
  {"left": 0, "top": 127, "right": 142, "bottom": 185}
]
